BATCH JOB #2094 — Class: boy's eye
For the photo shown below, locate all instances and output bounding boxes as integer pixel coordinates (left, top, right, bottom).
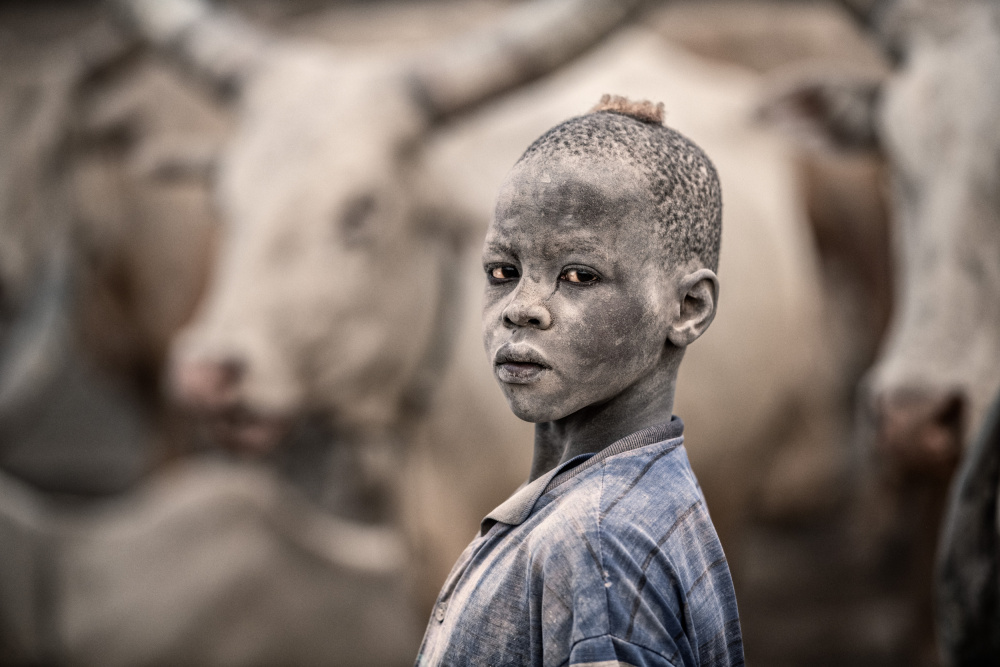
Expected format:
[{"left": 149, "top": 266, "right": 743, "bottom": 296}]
[
  {"left": 489, "top": 265, "right": 520, "bottom": 281},
  {"left": 561, "top": 268, "right": 599, "bottom": 284}
]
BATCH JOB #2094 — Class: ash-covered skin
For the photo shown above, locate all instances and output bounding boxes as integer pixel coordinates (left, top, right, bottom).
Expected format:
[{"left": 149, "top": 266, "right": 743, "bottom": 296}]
[
  {"left": 521, "top": 108, "right": 722, "bottom": 272},
  {"left": 482, "top": 111, "right": 721, "bottom": 481}
]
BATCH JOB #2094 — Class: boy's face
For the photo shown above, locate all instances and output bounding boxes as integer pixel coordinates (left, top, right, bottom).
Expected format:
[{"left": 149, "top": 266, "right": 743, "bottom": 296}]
[{"left": 482, "top": 154, "right": 682, "bottom": 423}]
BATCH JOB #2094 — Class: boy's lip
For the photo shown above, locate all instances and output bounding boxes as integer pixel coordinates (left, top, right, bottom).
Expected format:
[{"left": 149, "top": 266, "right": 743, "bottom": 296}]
[{"left": 494, "top": 345, "right": 549, "bottom": 384}]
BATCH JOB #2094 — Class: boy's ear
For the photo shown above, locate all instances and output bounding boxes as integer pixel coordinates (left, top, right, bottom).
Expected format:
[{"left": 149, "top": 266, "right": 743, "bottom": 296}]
[{"left": 666, "top": 268, "right": 719, "bottom": 348}]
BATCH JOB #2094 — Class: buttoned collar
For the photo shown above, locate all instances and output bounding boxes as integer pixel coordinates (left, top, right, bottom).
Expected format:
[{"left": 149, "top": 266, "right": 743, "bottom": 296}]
[{"left": 480, "top": 417, "right": 684, "bottom": 535}]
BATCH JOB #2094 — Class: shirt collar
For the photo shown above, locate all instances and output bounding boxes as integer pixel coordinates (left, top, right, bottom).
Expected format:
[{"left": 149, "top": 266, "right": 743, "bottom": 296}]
[{"left": 480, "top": 417, "right": 684, "bottom": 535}]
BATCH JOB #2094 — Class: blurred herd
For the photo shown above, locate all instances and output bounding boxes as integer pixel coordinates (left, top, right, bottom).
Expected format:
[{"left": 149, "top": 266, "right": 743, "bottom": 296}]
[{"left": 1, "top": 0, "right": 998, "bottom": 665}]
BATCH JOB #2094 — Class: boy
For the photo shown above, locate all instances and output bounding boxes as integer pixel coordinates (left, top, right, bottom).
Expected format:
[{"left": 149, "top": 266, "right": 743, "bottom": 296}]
[{"left": 416, "top": 96, "right": 743, "bottom": 667}]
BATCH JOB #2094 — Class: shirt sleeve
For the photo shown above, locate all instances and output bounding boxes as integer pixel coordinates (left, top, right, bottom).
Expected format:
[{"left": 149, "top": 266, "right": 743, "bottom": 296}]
[{"left": 568, "top": 634, "right": 677, "bottom": 667}]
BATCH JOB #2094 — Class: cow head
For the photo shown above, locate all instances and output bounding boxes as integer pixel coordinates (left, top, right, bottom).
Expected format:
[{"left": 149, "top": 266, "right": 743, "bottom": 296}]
[
  {"left": 761, "top": 0, "right": 1000, "bottom": 475},
  {"left": 114, "top": 0, "right": 645, "bottom": 452},
  {"left": 169, "top": 48, "right": 445, "bottom": 451}
]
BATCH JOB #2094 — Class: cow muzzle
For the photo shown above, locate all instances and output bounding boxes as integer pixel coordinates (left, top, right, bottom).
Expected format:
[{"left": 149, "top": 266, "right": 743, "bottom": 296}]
[
  {"left": 872, "top": 387, "right": 965, "bottom": 478},
  {"left": 172, "top": 355, "right": 245, "bottom": 412},
  {"left": 170, "top": 353, "right": 289, "bottom": 454}
]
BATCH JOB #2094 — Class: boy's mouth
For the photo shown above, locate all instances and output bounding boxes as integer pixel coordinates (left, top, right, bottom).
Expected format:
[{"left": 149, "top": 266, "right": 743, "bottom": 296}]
[{"left": 494, "top": 346, "right": 549, "bottom": 384}]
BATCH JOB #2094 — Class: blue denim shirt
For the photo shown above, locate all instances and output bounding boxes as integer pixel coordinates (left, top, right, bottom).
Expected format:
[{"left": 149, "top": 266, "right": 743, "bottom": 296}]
[{"left": 416, "top": 418, "right": 744, "bottom": 667}]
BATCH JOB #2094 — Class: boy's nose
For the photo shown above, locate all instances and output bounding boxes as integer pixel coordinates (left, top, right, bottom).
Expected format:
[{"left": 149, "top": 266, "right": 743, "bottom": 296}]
[{"left": 502, "top": 294, "right": 552, "bottom": 329}]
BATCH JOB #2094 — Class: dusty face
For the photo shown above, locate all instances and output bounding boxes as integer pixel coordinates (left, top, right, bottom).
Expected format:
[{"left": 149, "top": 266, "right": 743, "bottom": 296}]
[{"left": 482, "top": 154, "right": 681, "bottom": 424}]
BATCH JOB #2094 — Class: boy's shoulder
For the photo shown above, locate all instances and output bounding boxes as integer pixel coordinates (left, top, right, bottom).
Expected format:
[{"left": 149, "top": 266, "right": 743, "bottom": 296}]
[
  {"left": 597, "top": 434, "right": 705, "bottom": 515},
  {"left": 523, "top": 425, "right": 715, "bottom": 580},
  {"left": 418, "top": 422, "right": 742, "bottom": 667},
  {"left": 522, "top": 428, "right": 740, "bottom": 665},
  {"left": 536, "top": 424, "right": 707, "bottom": 543}
]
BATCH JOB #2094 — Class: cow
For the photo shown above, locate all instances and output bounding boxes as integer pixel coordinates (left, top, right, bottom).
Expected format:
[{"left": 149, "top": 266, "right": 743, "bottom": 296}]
[
  {"left": 0, "top": 4, "right": 164, "bottom": 498},
  {"left": 0, "top": 0, "right": 232, "bottom": 497},
  {"left": 759, "top": 0, "right": 1000, "bottom": 663},
  {"left": 763, "top": 0, "right": 1000, "bottom": 469}
]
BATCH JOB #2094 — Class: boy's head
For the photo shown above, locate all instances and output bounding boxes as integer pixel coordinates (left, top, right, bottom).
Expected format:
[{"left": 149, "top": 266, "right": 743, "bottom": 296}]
[{"left": 482, "top": 96, "right": 722, "bottom": 424}]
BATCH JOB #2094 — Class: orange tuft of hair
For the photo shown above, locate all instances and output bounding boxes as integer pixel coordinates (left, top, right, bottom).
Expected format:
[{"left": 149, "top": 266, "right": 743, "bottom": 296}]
[{"left": 589, "top": 94, "right": 665, "bottom": 125}]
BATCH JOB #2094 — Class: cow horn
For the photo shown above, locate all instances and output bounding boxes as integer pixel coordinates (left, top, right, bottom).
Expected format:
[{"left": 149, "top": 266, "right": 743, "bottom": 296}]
[
  {"left": 836, "top": 0, "right": 886, "bottom": 25},
  {"left": 834, "top": 0, "right": 903, "bottom": 58},
  {"left": 109, "top": 0, "right": 268, "bottom": 97},
  {"left": 408, "top": 0, "right": 649, "bottom": 120}
]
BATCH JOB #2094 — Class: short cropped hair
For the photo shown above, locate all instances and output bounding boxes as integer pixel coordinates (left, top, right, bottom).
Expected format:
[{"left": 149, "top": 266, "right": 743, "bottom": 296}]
[{"left": 518, "top": 95, "right": 722, "bottom": 272}]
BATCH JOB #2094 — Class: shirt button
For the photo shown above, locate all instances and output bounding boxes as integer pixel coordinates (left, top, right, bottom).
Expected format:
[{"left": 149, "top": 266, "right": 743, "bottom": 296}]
[{"left": 435, "top": 602, "right": 447, "bottom": 622}]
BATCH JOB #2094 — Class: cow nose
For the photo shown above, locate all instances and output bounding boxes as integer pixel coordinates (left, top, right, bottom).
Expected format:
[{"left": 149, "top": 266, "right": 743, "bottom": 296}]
[
  {"left": 874, "top": 388, "right": 965, "bottom": 477},
  {"left": 171, "top": 356, "right": 245, "bottom": 412}
]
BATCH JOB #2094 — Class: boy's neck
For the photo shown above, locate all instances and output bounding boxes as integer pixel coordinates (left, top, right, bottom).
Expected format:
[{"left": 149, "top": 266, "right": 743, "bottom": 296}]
[{"left": 528, "top": 365, "right": 678, "bottom": 482}]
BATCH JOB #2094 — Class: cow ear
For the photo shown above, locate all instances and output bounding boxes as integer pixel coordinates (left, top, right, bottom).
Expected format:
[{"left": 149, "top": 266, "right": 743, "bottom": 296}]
[{"left": 758, "top": 69, "right": 885, "bottom": 153}]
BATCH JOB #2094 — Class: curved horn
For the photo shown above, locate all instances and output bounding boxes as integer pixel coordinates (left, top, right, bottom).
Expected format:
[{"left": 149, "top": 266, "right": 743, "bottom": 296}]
[
  {"left": 109, "top": 0, "right": 269, "bottom": 97},
  {"left": 836, "top": 0, "right": 887, "bottom": 25},
  {"left": 409, "top": 0, "right": 649, "bottom": 119},
  {"left": 834, "top": 0, "right": 903, "bottom": 58}
]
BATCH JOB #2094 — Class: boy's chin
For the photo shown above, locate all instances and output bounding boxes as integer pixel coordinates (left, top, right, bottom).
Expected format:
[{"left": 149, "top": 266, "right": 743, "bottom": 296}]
[{"left": 502, "top": 391, "right": 570, "bottom": 424}]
